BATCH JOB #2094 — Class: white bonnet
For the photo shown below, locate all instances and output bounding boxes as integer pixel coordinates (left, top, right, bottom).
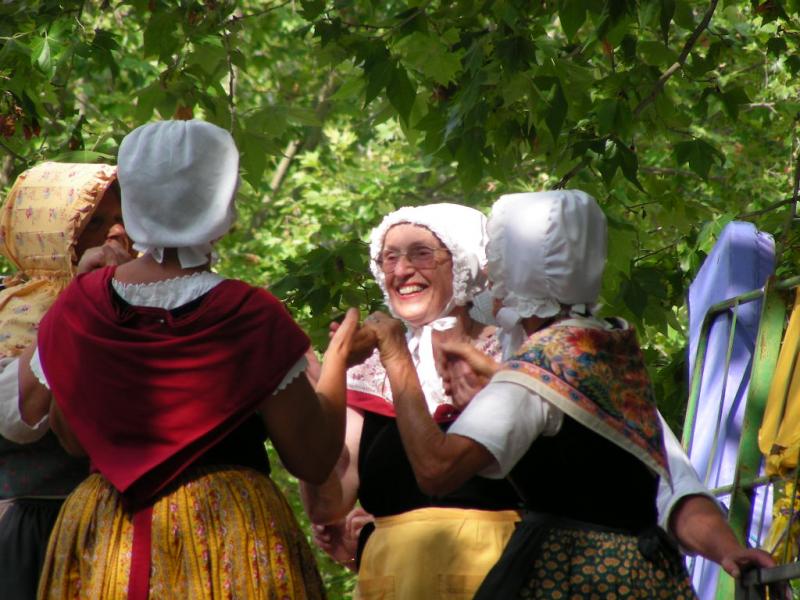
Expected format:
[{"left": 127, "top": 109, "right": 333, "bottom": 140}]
[
  {"left": 369, "top": 203, "right": 489, "bottom": 312},
  {"left": 488, "top": 190, "right": 607, "bottom": 319},
  {"left": 117, "top": 119, "right": 239, "bottom": 268}
]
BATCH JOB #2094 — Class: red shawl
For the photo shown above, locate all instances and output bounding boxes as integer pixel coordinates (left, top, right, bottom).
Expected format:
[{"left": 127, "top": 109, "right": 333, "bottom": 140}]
[{"left": 38, "top": 266, "right": 310, "bottom": 505}]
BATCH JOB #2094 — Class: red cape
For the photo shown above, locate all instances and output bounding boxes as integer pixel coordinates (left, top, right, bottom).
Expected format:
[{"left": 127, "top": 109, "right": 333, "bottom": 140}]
[{"left": 38, "top": 266, "right": 309, "bottom": 505}]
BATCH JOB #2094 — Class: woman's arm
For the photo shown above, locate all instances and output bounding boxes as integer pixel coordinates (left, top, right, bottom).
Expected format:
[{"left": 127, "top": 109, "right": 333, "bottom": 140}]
[
  {"left": 668, "top": 495, "right": 774, "bottom": 577},
  {"left": 365, "top": 312, "right": 495, "bottom": 496},
  {"left": 18, "top": 344, "right": 51, "bottom": 427},
  {"left": 300, "top": 406, "right": 364, "bottom": 523},
  {"left": 258, "top": 308, "right": 359, "bottom": 484}
]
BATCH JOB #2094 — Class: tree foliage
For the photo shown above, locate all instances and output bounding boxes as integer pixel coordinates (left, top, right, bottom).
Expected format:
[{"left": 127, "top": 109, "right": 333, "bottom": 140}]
[{"left": 3, "top": 1, "right": 800, "bottom": 596}]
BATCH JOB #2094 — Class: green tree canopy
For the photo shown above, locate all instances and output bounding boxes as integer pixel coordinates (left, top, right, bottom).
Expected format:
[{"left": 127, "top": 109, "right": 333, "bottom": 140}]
[{"left": 3, "top": 1, "right": 800, "bottom": 595}]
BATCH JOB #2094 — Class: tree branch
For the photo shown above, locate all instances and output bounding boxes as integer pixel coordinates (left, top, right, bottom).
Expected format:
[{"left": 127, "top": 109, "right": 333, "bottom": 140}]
[
  {"left": 551, "top": 158, "right": 590, "bottom": 190},
  {"left": 248, "top": 71, "right": 339, "bottom": 232},
  {"left": 634, "top": 242, "right": 678, "bottom": 264},
  {"left": 224, "top": 1, "right": 292, "bottom": 26},
  {"left": 0, "top": 139, "right": 27, "bottom": 164},
  {"left": 633, "top": 0, "right": 720, "bottom": 118},
  {"left": 737, "top": 197, "right": 798, "bottom": 219},
  {"left": 222, "top": 28, "right": 236, "bottom": 131}
]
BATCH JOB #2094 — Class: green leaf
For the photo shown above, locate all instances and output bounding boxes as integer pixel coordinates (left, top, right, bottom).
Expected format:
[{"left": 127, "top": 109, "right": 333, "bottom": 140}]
[
  {"left": 188, "top": 37, "right": 226, "bottom": 75},
  {"left": 238, "top": 130, "right": 278, "bottom": 188},
  {"left": 363, "top": 54, "right": 392, "bottom": 106},
  {"left": 143, "top": 10, "right": 179, "bottom": 60},
  {"left": 559, "top": 0, "right": 588, "bottom": 40},
  {"left": 622, "top": 277, "right": 647, "bottom": 318},
  {"left": 615, "top": 140, "right": 643, "bottom": 191},
  {"left": 605, "top": 218, "right": 637, "bottom": 280},
  {"left": 595, "top": 99, "right": 632, "bottom": 138},
  {"left": 285, "top": 106, "right": 322, "bottom": 127},
  {"left": 638, "top": 41, "right": 678, "bottom": 66},
  {"left": 718, "top": 85, "right": 750, "bottom": 121},
  {"left": 535, "top": 77, "right": 567, "bottom": 139},
  {"left": 387, "top": 66, "right": 416, "bottom": 123},
  {"left": 456, "top": 135, "right": 483, "bottom": 188},
  {"left": 672, "top": 0, "right": 696, "bottom": 29},
  {"left": 300, "top": 0, "right": 325, "bottom": 20},
  {"left": 133, "top": 84, "right": 161, "bottom": 122},
  {"left": 766, "top": 36, "right": 788, "bottom": 56},
  {"left": 50, "top": 150, "right": 114, "bottom": 162},
  {"left": 393, "top": 32, "right": 462, "bottom": 85},
  {"left": 660, "top": 0, "right": 675, "bottom": 44},
  {"left": 35, "top": 36, "right": 51, "bottom": 74},
  {"left": 673, "top": 139, "right": 724, "bottom": 179},
  {"left": 787, "top": 55, "right": 800, "bottom": 75}
]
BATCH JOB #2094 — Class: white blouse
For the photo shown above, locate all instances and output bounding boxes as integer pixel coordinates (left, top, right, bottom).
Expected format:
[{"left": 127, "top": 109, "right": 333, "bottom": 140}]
[{"left": 449, "top": 380, "right": 713, "bottom": 533}]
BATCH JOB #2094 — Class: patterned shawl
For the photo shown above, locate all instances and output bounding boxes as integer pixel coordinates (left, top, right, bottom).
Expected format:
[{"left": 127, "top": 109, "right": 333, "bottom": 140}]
[{"left": 494, "top": 318, "right": 671, "bottom": 485}]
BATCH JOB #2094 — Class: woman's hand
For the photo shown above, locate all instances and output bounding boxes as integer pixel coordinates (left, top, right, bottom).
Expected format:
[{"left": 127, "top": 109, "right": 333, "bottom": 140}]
[
  {"left": 329, "top": 316, "right": 378, "bottom": 367},
  {"left": 439, "top": 344, "right": 496, "bottom": 410},
  {"left": 323, "top": 308, "right": 361, "bottom": 366},
  {"left": 311, "top": 507, "right": 374, "bottom": 571},
  {"left": 76, "top": 239, "right": 134, "bottom": 274},
  {"left": 362, "top": 312, "right": 409, "bottom": 364},
  {"left": 440, "top": 341, "right": 499, "bottom": 379}
]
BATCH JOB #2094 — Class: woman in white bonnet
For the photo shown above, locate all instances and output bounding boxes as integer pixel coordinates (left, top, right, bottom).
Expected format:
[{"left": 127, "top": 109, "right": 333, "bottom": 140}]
[
  {"left": 28, "top": 120, "right": 359, "bottom": 599},
  {"left": 361, "top": 190, "right": 774, "bottom": 598},
  {"left": 301, "top": 203, "right": 522, "bottom": 599}
]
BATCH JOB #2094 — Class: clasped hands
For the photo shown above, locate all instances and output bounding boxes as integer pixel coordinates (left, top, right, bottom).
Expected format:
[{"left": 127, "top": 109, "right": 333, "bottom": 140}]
[{"left": 330, "top": 311, "right": 500, "bottom": 408}]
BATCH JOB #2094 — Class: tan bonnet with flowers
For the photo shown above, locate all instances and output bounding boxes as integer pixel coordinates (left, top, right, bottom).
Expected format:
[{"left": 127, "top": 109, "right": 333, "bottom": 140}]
[{"left": 0, "top": 162, "right": 117, "bottom": 358}]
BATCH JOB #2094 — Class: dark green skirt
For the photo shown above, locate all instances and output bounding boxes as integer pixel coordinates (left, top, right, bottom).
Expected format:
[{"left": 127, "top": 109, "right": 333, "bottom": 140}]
[{"left": 475, "top": 512, "right": 697, "bottom": 599}]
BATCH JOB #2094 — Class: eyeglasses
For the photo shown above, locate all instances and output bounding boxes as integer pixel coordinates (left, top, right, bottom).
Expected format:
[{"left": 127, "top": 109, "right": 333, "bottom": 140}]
[{"left": 374, "top": 245, "right": 451, "bottom": 273}]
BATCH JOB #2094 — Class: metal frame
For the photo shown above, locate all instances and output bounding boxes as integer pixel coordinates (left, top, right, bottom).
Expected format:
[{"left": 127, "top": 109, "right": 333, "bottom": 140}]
[{"left": 683, "top": 276, "right": 800, "bottom": 598}]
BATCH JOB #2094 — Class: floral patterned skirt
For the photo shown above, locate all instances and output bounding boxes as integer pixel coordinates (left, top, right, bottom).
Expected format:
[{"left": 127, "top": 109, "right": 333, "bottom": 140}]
[
  {"left": 475, "top": 512, "right": 698, "bottom": 600},
  {"left": 516, "top": 527, "right": 697, "bottom": 599},
  {"left": 37, "top": 466, "right": 324, "bottom": 599}
]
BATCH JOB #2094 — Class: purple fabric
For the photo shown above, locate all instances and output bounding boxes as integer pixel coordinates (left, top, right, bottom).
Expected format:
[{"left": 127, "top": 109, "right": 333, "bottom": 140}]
[{"left": 686, "top": 221, "right": 774, "bottom": 598}]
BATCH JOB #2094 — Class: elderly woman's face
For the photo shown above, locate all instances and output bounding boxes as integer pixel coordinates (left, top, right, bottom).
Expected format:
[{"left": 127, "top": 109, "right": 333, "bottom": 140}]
[{"left": 380, "top": 224, "right": 453, "bottom": 327}]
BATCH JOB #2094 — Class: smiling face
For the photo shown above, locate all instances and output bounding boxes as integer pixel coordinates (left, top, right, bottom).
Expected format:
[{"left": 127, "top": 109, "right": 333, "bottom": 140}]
[{"left": 381, "top": 223, "right": 454, "bottom": 327}]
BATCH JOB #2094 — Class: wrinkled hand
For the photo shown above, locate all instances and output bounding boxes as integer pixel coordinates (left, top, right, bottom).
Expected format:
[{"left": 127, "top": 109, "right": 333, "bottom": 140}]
[
  {"left": 76, "top": 239, "right": 134, "bottom": 274},
  {"left": 439, "top": 341, "right": 500, "bottom": 380},
  {"left": 441, "top": 355, "right": 491, "bottom": 410},
  {"left": 330, "top": 317, "right": 377, "bottom": 367},
  {"left": 311, "top": 507, "right": 374, "bottom": 571},
  {"left": 361, "top": 311, "right": 408, "bottom": 364},
  {"left": 720, "top": 546, "right": 775, "bottom": 579}
]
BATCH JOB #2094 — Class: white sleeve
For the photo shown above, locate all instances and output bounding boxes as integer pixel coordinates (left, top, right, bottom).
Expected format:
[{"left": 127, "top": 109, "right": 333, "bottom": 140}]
[
  {"left": 657, "top": 411, "right": 716, "bottom": 532},
  {"left": 272, "top": 355, "right": 309, "bottom": 395},
  {"left": 448, "top": 381, "right": 563, "bottom": 479},
  {"left": 0, "top": 356, "right": 50, "bottom": 443},
  {"left": 30, "top": 347, "right": 50, "bottom": 390}
]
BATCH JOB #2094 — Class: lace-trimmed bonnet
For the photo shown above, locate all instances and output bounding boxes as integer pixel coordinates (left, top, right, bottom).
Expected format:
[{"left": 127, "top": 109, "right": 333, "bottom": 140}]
[
  {"left": 488, "top": 190, "right": 607, "bottom": 355},
  {"left": 369, "top": 203, "right": 489, "bottom": 317},
  {"left": 0, "top": 162, "right": 117, "bottom": 358},
  {"left": 367, "top": 203, "right": 490, "bottom": 412},
  {"left": 117, "top": 119, "right": 239, "bottom": 268}
]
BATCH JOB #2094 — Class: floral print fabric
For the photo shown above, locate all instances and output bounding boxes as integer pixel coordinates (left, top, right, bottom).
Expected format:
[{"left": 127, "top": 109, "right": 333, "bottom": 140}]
[
  {"left": 518, "top": 527, "right": 696, "bottom": 599},
  {"left": 0, "top": 162, "right": 116, "bottom": 359},
  {"left": 38, "top": 467, "right": 325, "bottom": 599}
]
